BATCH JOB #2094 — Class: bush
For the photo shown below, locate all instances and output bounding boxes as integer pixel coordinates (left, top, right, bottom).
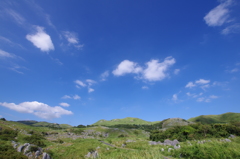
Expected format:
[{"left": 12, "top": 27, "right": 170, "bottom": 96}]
[
  {"left": 150, "top": 123, "right": 240, "bottom": 142},
  {"left": 22, "top": 134, "right": 46, "bottom": 147},
  {"left": 0, "top": 141, "right": 27, "bottom": 159},
  {"left": 0, "top": 129, "right": 18, "bottom": 141}
]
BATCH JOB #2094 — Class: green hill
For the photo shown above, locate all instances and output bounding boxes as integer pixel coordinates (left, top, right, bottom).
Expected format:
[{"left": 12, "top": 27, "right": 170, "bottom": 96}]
[
  {"left": 93, "top": 117, "right": 156, "bottom": 126},
  {"left": 161, "top": 118, "right": 192, "bottom": 128},
  {"left": 17, "top": 120, "right": 72, "bottom": 128},
  {"left": 188, "top": 112, "right": 240, "bottom": 124}
]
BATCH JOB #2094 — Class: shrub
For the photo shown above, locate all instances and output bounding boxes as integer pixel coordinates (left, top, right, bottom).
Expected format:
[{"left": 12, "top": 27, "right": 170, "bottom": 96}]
[
  {"left": 22, "top": 134, "right": 46, "bottom": 147},
  {"left": 0, "top": 141, "right": 27, "bottom": 159},
  {"left": 0, "top": 129, "right": 18, "bottom": 141}
]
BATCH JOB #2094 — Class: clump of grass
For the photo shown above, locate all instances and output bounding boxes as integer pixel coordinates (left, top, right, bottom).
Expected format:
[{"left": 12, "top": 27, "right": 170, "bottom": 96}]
[{"left": 166, "top": 139, "right": 240, "bottom": 159}]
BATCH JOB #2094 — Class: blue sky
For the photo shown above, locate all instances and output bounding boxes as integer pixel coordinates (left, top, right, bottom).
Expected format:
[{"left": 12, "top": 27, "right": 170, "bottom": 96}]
[{"left": 0, "top": 0, "right": 240, "bottom": 126}]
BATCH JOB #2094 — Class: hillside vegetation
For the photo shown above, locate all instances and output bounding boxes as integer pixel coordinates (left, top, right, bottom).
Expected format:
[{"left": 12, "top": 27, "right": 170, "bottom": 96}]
[
  {"left": 17, "top": 120, "right": 72, "bottom": 129},
  {"left": 93, "top": 117, "right": 159, "bottom": 126},
  {"left": 188, "top": 112, "right": 240, "bottom": 124},
  {"left": 1, "top": 112, "right": 240, "bottom": 159}
]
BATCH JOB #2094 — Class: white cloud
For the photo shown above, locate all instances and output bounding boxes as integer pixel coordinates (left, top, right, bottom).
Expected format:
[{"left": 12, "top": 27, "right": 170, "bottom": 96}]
[
  {"left": 59, "top": 102, "right": 70, "bottom": 107},
  {"left": 197, "top": 97, "right": 205, "bottom": 102},
  {"left": 143, "top": 57, "right": 175, "bottom": 81},
  {"left": 62, "top": 95, "right": 71, "bottom": 99},
  {"left": 210, "top": 95, "right": 218, "bottom": 99},
  {"left": 187, "top": 92, "right": 203, "bottom": 98},
  {"left": 172, "top": 94, "right": 178, "bottom": 101},
  {"left": 185, "top": 82, "right": 196, "bottom": 88},
  {"left": 75, "top": 80, "right": 86, "bottom": 87},
  {"left": 26, "top": 26, "right": 54, "bottom": 52},
  {"left": 73, "top": 95, "right": 81, "bottom": 100},
  {"left": 0, "top": 36, "right": 23, "bottom": 48},
  {"left": 62, "top": 31, "right": 84, "bottom": 49},
  {"left": 62, "top": 95, "right": 80, "bottom": 100},
  {"left": 0, "top": 115, "right": 2, "bottom": 118},
  {"left": 100, "top": 71, "right": 109, "bottom": 81},
  {"left": 88, "top": 88, "right": 94, "bottom": 93},
  {"left": 230, "top": 68, "right": 238, "bottom": 73},
  {"left": 0, "top": 49, "right": 16, "bottom": 58},
  {"left": 86, "top": 79, "right": 96, "bottom": 86},
  {"left": 204, "top": 0, "right": 232, "bottom": 27},
  {"left": 196, "top": 79, "right": 210, "bottom": 84},
  {"left": 5, "top": 9, "right": 25, "bottom": 25},
  {"left": 174, "top": 69, "right": 180, "bottom": 75},
  {"left": 112, "top": 60, "right": 142, "bottom": 76},
  {"left": 0, "top": 101, "right": 73, "bottom": 119},
  {"left": 112, "top": 57, "right": 175, "bottom": 81},
  {"left": 63, "top": 31, "right": 78, "bottom": 44},
  {"left": 142, "top": 86, "right": 149, "bottom": 90},
  {"left": 222, "top": 24, "right": 240, "bottom": 35}
]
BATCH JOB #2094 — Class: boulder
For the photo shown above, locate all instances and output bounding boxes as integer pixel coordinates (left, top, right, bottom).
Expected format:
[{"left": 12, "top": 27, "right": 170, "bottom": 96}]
[
  {"left": 42, "top": 152, "right": 51, "bottom": 159},
  {"left": 17, "top": 145, "right": 25, "bottom": 152},
  {"left": 168, "top": 148, "right": 173, "bottom": 152},
  {"left": 35, "top": 150, "right": 42, "bottom": 158},
  {"left": 85, "top": 151, "right": 98, "bottom": 158},
  {"left": 229, "top": 134, "right": 236, "bottom": 138}
]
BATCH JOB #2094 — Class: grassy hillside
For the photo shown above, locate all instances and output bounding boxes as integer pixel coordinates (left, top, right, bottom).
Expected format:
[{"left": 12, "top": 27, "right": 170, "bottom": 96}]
[
  {"left": 17, "top": 120, "right": 72, "bottom": 128},
  {"left": 93, "top": 117, "right": 156, "bottom": 126},
  {"left": 188, "top": 112, "right": 240, "bottom": 124},
  {"left": 161, "top": 118, "right": 191, "bottom": 128}
]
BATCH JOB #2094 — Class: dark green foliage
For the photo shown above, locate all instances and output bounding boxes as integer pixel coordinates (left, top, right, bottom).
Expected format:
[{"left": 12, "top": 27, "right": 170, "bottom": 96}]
[
  {"left": 0, "top": 129, "right": 18, "bottom": 141},
  {"left": 188, "top": 112, "right": 240, "bottom": 124},
  {"left": 98, "top": 123, "right": 162, "bottom": 132},
  {"left": 53, "top": 139, "right": 64, "bottom": 144},
  {"left": 29, "top": 146, "right": 39, "bottom": 152},
  {"left": 150, "top": 123, "right": 240, "bottom": 142},
  {"left": 169, "top": 142, "right": 240, "bottom": 159},
  {"left": 118, "top": 134, "right": 125, "bottom": 138},
  {"left": 0, "top": 118, "right": 6, "bottom": 121},
  {"left": 69, "top": 128, "right": 84, "bottom": 134},
  {"left": 22, "top": 134, "right": 46, "bottom": 147},
  {"left": 0, "top": 141, "right": 27, "bottom": 159},
  {"left": 28, "top": 130, "right": 34, "bottom": 134},
  {"left": 76, "top": 124, "right": 86, "bottom": 128}
]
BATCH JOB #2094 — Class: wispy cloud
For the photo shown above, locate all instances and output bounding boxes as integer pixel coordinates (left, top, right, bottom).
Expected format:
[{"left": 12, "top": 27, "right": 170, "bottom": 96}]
[
  {"left": 4, "top": 9, "right": 25, "bottom": 25},
  {"left": 62, "top": 95, "right": 81, "bottom": 100},
  {"left": 0, "top": 101, "right": 73, "bottom": 119},
  {"left": 26, "top": 26, "right": 54, "bottom": 52},
  {"left": 73, "top": 95, "right": 81, "bottom": 99},
  {"left": 185, "top": 82, "right": 196, "bottom": 88},
  {"left": 75, "top": 79, "right": 96, "bottom": 93},
  {"left": 0, "top": 36, "right": 24, "bottom": 48},
  {"left": 88, "top": 88, "right": 94, "bottom": 93},
  {"left": 142, "top": 86, "right": 149, "bottom": 90},
  {"left": 112, "top": 56, "right": 176, "bottom": 82},
  {"left": 62, "top": 31, "right": 84, "bottom": 49},
  {"left": 75, "top": 80, "right": 87, "bottom": 88},
  {"left": 0, "top": 49, "right": 16, "bottom": 59},
  {"left": 86, "top": 79, "right": 96, "bottom": 86},
  {"left": 204, "top": 0, "right": 232, "bottom": 27},
  {"left": 222, "top": 24, "right": 240, "bottom": 35},
  {"left": 100, "top": 71, "right": 109, "bottom": 81},
  {"left": 174, "top": 69, "right": 180, "bottom": 75},
  {"left": 197, "top": 95, "right": 218, "bottom": 103},
  {"left": 59, "top": 102, "right": 70, "bottom": 107},
  {"left": 186, "top": 79, "right": 210, "bottom": 90},
  {"left": 172, "top": 94, "right": 178, "bottom": 101},
  {"left": 204, "top": 0, "right": 240, "bottom": 35}
]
